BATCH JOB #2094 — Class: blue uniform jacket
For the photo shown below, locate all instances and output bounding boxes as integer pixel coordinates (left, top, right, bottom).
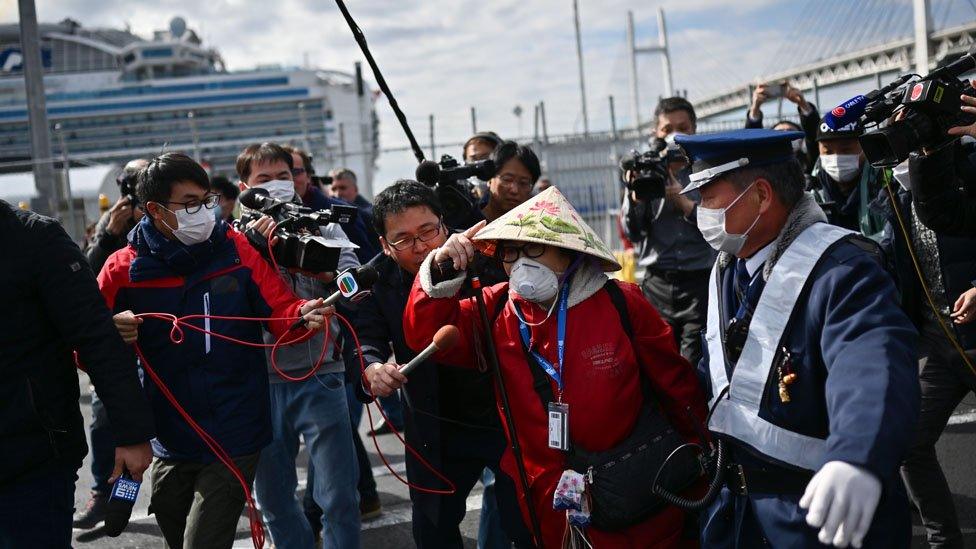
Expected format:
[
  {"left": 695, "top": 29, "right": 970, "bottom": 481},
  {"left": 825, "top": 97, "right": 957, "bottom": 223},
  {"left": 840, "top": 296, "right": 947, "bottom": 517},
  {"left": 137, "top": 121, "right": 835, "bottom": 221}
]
[{"left": 699, "top": 238, "right": 920, "bottom": 548}]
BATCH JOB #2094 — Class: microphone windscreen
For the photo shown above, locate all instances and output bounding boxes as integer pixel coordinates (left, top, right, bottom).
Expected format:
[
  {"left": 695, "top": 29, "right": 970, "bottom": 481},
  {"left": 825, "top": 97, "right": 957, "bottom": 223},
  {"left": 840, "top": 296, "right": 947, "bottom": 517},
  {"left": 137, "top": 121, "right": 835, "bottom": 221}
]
[
  {"left": 239, "top": 187, "right": 270, "bottom": 210},
  {"left": 823, "top": 95, "right": 867, "bottom": 130},
  {"left": 432, "top": 325, "right": 460, "bottom": 351},
  {"left": 415, "top": 160, "right": 441, "bottom": 186},
  {"left": 355, "top": 265, "right": 380, "bottom": 289}
]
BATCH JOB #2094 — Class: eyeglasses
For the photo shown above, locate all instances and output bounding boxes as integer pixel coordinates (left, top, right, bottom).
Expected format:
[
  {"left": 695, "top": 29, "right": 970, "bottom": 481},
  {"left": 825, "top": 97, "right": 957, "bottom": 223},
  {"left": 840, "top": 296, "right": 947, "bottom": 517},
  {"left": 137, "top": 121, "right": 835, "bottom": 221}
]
[
  {"left": 495, "top": 242, "right": 546, "bottom": 263},
  {"left": 388, "top": 223, "right": 444, "bottom": 251},
  {"left": 162, "top": 194, "right": 220, "bottom": 214},
  {"left": 497, "top": 173, "right": 533, "bottom": 190},
  {"left": 291, "top": 167, "right": 306, "bottom": 177}
]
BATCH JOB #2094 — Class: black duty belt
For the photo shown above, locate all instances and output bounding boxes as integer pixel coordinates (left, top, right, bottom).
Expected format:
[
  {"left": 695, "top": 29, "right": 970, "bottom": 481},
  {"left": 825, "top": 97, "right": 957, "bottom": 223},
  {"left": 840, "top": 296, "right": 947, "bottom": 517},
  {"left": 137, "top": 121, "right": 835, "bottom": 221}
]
[{"left": 723, "top": 461, "right": 814, "bottom": 496}]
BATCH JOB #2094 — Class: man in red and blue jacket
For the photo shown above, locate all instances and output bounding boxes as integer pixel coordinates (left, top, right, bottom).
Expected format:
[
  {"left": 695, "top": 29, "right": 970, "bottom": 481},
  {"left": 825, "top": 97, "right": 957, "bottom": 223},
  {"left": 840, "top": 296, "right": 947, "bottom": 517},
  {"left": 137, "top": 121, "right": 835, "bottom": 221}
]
[{"left": 97, "top": 153, "right": 329, "bottom": 549}]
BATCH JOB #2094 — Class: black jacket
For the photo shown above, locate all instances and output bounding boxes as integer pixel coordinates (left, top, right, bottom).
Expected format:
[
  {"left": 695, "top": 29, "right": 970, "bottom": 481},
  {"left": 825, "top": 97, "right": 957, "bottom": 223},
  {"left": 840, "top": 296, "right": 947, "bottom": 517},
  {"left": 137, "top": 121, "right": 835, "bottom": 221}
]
[
  {"left": 85, "top": 209, "right": 135, "bottom": 275},
  {"left": 354, "top": 255, "right": 502, "bottom": 521},
  {"left": 874, "top": 186, "right": 976, "bottom": 350},
  {"left": 908, "top": 140, "right": 976, "bottom": 237},
  {"left": 0, "top": 200, "right": 154, "bottom": 484},
  {"left": 745, "top": 102, "right": 821, "bottom": 172}
]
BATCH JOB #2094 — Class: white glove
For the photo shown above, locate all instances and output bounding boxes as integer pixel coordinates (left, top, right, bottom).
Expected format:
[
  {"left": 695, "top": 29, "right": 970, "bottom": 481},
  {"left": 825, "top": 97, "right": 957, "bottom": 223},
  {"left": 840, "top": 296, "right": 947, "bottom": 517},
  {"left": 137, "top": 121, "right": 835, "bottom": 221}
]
[{"left": 799, "top": 461, "right": 881, "bottom": 548}]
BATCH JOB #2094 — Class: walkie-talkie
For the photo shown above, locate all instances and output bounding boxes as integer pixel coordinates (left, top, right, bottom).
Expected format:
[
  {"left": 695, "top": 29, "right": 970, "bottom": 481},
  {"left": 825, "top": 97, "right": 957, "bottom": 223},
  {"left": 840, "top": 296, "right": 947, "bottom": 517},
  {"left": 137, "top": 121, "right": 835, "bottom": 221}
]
[{"left": 103, "top": 469, "right": 140, "bottom": 537}]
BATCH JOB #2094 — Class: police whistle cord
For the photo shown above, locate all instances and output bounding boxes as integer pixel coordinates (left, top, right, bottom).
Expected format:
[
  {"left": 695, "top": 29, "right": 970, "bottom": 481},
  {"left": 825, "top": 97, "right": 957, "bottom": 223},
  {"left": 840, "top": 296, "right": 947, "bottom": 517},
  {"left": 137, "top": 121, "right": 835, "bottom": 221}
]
[
  {"left": 882, "top": 171, "right": 976, "bottom": 376},
  {"left": 333, "top": 0, "right": 426, "bottom": 164},
  {"left": 122, "top": 310, "right": 458, "bottom": 546}
]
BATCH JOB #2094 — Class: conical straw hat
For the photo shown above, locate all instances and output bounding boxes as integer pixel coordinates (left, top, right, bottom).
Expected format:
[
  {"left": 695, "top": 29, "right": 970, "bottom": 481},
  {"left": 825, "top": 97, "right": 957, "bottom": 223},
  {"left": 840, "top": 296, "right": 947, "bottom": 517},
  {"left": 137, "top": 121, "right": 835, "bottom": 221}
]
[{"left": 473, "top": 186, "right": 621, "bottom": 272}]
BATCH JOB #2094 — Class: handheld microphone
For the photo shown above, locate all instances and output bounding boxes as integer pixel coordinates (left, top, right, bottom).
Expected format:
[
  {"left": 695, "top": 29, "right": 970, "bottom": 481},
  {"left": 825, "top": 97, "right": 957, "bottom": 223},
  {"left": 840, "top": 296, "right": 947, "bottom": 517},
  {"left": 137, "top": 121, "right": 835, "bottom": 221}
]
[
  {"left": 398, "top": 325, "right": 460, "bottom": 375},
  {"left": 103, "top": 470, "right": 140, "bottom": 537},
  {"left": 823, "top": 95, "right": 868, "bottom": 131},
  {"left": 288, "top": 264, "right": 380, "bottom": 331}
]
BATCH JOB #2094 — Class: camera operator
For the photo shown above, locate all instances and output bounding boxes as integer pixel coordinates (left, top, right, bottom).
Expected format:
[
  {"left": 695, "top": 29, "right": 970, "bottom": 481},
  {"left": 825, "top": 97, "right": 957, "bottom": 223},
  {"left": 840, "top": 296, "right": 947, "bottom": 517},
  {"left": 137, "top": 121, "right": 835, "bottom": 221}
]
[
  {"left": 97, "top": 152, "right": 330, "bottom": 549},
  {"left": 908, "top": 82, "right": 976, "bottom": 236},
  {"left": 358, "top": 180, "right": 533, "bottom": 548},
  {"left": 464, "top": 131, "right": 502, "bottom": 202},
  {"left": 810, "top": 121, "right": 886, "bottom": 239},
  {"left": 482, "top": 140, "right": 540, "bottom": 223},
  {"left": 283, "top": 146, "right": 380, "bottom": 262},
  {"left": 620, "top": 97, "right": 715, "bottom": 367},
  {"left": 74, "top": 157, "right": 150, "bottom": 530},
  {"left": 86, "top": 159, "right": 149, "bottom": 274},
  {"left": 236, "top": 142, "right": 362, "bottom": 549},
  {"left": 746, "top": 82, "right": 820, "bottom": 171},
  {"left": 0, "top": 199, "right": 155, "bottom": 547},
  {"left": 872, "top": 156, "right": 976, "bottom": 549}
]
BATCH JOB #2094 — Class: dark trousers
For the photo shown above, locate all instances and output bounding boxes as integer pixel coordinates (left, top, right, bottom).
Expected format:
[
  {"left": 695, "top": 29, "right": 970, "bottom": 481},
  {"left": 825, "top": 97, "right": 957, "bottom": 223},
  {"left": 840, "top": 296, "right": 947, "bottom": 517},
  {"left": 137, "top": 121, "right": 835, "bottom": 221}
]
[
  {"left": 641, "top": 267, "right": 711, "bottom": 367},
  {"left": 149, "top": 452, "right": 260, "bottom": 549},
  {"left": 88, "top": 389, "right": 115, "bottom": 495},
  {"left": 411, "top": 426, "right": 533, "bottom": 549},
  {"left": 0, "top": 461, "right": 78, "bottom": 549},
  {"left": 901, "top": 323, "right": 976, "bottom": 549}
]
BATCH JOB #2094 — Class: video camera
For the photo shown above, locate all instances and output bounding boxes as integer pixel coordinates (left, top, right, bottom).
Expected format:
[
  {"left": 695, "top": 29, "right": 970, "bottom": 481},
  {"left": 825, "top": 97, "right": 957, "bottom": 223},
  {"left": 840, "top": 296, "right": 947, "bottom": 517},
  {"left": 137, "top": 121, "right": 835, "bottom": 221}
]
[
  {"left": 620, "top": 137, "right": 688, "bottom": 201},
  {"left": 824, "top": 45, "right": 976, "bottom": 167},
  {"left": 238, "top": 187, "right": 358, "bottom": 273},
  {"left": 116, "top": 169, "right": 140, "bottom": 208},
  {"left": 415, "top": 154, "right": 494, "bottom": 229}
]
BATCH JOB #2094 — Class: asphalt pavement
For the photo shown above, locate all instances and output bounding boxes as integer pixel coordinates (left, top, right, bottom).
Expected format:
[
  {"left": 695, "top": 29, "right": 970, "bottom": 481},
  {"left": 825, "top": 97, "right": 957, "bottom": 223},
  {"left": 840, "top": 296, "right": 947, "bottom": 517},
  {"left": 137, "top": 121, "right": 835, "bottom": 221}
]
[{"left": 69, "top": 374, "right": 976, "bottom": 548}]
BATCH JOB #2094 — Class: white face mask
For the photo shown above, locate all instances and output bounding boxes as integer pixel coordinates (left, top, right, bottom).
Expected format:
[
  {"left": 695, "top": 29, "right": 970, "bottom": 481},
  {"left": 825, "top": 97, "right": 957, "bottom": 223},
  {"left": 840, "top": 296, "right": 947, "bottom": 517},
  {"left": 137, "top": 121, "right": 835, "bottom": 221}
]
[
  {"left": 158, "top": 204, "right": 216, "bottom": 246},
  {"left": 509, "top": 257, "right": 560, "bottom": 304},
  {"left": 256, "top": 179, "right": 296, "bottom": 202},
  {"left": 820, "top": 154, "right": 861, "bottom": 183},
  {"left": 696, "top": 182, "right": 761, "bottom": 256},
  {"left": 892, "top": 159, "right": 911, "bottom": 192}
]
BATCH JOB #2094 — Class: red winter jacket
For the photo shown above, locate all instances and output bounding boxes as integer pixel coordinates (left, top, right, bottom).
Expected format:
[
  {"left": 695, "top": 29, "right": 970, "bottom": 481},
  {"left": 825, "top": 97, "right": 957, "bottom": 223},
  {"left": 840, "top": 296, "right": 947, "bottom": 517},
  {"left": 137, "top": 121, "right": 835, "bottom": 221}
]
[{"left": 404, "top": 265, "right": 707, "bottom": 548}]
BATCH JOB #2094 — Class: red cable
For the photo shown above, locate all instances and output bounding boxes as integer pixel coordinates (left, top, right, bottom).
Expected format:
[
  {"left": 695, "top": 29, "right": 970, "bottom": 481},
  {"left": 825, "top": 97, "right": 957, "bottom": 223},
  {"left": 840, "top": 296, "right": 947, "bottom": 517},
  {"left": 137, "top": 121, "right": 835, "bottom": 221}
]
[
  {"left": 333, "top": 313, "right": 458, "bottom": 496},
  {"left": 125, "top": 307, "right": 457, "bottom": 549}
]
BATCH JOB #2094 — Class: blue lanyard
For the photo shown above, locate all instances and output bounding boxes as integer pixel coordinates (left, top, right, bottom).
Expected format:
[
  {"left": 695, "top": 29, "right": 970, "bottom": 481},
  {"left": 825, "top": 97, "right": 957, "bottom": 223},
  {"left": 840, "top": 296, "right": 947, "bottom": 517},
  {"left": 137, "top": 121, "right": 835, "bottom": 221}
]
[{"left": 516, "top": 283, "right": 570, "bottom": 399}]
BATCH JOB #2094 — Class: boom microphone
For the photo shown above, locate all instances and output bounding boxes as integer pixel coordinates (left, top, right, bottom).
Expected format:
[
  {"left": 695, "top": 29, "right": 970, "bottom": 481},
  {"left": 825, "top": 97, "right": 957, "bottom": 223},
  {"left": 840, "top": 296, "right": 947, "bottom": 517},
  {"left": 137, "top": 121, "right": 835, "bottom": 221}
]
[{"left": 398, "top": 325, "right": 461, "bottom": 375}]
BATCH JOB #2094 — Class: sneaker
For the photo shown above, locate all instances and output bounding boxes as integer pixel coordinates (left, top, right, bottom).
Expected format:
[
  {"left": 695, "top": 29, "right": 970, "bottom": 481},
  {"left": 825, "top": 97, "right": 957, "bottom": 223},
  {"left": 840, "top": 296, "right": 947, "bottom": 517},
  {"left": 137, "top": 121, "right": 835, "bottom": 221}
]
[
  {"left": 360, "top": 495, "right": 382, "bottom": 521},
  {"left": 72, "top": 492, "right": 109, "bottom": 529}
]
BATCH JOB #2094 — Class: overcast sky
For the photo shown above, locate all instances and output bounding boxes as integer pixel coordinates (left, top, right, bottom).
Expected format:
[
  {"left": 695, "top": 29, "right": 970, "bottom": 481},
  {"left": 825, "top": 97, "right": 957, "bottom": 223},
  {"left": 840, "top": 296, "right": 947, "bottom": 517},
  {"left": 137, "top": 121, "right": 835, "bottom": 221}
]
[{"left": 2, "top": 0, "right": 964, "bottom": 192}]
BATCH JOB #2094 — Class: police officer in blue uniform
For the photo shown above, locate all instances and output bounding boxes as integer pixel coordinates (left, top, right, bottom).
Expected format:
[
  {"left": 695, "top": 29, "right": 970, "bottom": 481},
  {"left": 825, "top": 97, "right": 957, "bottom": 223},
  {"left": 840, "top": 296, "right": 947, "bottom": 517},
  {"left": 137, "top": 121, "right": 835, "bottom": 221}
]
[{"left": 673, "top": 129, "right": 920, "bottom": 548}]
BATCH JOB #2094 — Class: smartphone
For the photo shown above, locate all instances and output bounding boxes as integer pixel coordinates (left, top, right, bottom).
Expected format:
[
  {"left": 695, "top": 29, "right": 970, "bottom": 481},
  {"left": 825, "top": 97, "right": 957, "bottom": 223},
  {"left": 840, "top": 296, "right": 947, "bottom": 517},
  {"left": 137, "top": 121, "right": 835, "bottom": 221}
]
[{"left": 765, "top": 81, "right": 788, "bottom": 99}]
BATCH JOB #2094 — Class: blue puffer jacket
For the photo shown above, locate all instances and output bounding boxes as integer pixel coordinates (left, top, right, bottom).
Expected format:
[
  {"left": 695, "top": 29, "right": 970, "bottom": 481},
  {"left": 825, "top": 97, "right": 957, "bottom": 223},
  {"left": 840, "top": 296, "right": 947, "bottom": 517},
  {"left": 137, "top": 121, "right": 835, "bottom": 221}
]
[{"left": 98, "top": 217, "right": 308, "bottom": 462}]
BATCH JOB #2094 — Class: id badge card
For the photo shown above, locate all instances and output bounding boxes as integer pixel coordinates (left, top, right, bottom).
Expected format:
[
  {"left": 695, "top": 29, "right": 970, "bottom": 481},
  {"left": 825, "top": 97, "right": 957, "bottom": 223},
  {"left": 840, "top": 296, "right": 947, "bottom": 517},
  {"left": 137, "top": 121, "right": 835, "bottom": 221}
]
[{"left": 548, "top": 402, "right": 570, "bottom": 451}]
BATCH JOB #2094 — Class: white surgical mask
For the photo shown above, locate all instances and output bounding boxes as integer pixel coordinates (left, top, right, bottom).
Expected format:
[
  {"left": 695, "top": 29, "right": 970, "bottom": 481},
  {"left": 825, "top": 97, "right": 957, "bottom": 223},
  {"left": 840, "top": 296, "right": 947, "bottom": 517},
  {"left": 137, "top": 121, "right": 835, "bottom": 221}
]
[
  {"left": 256, "top": 179, "right": 296, "bottom": 202},
  {"left": 820, "top": 154, "right": 861, "bottom": 183},
  {"left": 696, "top": 182, "right": 761, "bottom": 256},
  {"left": 892, "top": 159, "right": 911, "bottom": 192},
  {"left": 509, "top": 257, "right": 560, "bottom": 304},
  {"left": 158, "top": 204, "right": 216, "bottom": 246}
]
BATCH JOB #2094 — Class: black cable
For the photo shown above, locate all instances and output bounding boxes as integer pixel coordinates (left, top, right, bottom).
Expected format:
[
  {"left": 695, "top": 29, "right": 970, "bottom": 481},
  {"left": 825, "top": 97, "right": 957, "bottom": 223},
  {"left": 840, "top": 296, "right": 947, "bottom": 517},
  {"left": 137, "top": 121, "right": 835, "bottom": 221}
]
[{"left": 333, "top": 0, "right": 427, "bottom": 164}]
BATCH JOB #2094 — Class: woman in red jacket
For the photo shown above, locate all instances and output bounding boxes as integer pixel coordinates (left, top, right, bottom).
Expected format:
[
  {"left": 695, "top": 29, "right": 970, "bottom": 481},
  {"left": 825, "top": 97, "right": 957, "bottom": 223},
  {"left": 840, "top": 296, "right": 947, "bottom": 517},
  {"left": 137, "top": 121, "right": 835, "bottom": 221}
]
[{"left": 400, "top": 187, "right": 707, "bottom": 548}]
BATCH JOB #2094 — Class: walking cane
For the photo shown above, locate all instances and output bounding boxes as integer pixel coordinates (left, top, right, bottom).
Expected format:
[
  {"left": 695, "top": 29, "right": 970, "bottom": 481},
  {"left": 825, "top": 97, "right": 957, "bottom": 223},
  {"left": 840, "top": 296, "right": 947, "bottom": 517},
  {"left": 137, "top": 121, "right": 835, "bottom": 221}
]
[{"left": 469, "top": 273, "right": 545, "bottom": 549}]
